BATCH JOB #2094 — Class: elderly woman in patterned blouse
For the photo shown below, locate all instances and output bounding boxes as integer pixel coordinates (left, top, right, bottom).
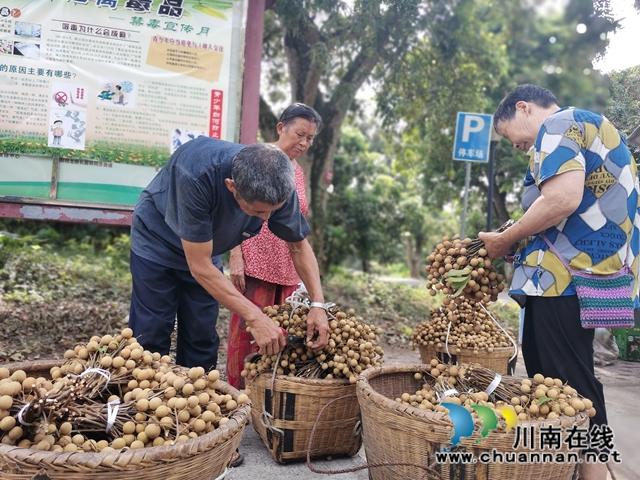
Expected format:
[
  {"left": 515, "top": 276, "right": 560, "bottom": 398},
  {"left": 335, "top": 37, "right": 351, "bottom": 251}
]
[{"left": 226, "top": 103, "right": 323, "bottom": 389}]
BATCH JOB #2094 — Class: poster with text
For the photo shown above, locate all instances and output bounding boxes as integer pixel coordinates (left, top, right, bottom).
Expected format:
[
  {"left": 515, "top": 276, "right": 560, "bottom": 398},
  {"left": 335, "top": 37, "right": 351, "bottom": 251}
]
[{"left": 0, "top": 0, "right": 245, "bottom": 206}]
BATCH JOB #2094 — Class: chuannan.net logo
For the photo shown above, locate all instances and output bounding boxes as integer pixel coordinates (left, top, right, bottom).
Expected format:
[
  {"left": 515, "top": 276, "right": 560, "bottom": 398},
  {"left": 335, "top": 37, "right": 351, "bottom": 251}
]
[{"left": 444, "top": 401, "right": 518, "bottom": 447}]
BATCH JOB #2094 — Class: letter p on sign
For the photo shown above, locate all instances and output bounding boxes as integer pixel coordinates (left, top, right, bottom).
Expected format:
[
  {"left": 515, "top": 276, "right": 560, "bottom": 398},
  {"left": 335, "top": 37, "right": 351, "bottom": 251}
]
[
  {"left": 462, "top": 116, "right": 484, "bottom": 142},
  {"left": 453, "top": 112, "right": 493, "bottom": 162}
]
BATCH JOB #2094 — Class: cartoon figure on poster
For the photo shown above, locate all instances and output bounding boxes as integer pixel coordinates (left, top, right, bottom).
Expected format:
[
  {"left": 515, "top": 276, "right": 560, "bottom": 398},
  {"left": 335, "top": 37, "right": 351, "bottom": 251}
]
[
  {"left": 48, "top": 110, "right": 87, "bottom": 150},
  {"left": 50, "top": 120, "right": 63, "bottom": 146},
  {"left": 170, "top": 129, "right": 206, "bottom": 153},
  {"left": 97, "top": 79, "right": 135, "bottom": 108},
  {"left": 51, "top": 83, "right": 89, "bottom": 112}
]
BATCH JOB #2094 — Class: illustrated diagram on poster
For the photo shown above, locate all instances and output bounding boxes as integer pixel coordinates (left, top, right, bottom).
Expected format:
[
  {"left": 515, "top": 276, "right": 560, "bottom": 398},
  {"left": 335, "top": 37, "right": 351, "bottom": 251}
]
[
  {"left": 170, "top": 128, "right": 206, "bottom": 154},
  {"left": 96, "top": 78, "right": 136, "bottom": 108},
  {"left": 49, "top": 83, "right": 88, "bottom": 150}
]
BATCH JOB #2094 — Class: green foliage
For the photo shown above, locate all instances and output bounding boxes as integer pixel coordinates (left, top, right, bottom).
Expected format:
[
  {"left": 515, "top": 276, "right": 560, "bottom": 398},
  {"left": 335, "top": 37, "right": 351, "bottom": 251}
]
[
  {"left": 260, "top": 1, "right": 431, "bottom": 272},
  {"left": 324, "top": 125, "right": 462, "bottom": 275},
  {"left": 0, "top": 232, "right": 131, "bottom": 303},
  {"left": 323, "top": 268, "right": 435, "bottom": 336},
  {"left": 375, "top": 0, "right": 615, "bottom": 241},
  {"left": 0, "top": 219, "right": 130, "bottom": 251},
  {"left": 605, "top": 65, "right": 640, "bottom": 158},
  {"left": 324, "top": 126, "right": 405, "bottom": 271}
]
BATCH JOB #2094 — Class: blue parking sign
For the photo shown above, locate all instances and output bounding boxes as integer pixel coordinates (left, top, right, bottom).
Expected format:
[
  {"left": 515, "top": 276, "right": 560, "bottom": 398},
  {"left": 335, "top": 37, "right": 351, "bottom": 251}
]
[{"left": 453, "top": 112, "right": 493, "bottom": 162}]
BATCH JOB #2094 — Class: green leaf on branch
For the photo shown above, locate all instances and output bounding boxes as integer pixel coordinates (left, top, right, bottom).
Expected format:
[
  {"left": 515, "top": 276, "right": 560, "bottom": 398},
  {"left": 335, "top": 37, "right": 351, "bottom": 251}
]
[
  {"left": 537, "top": 396, "right": 552, "bottom": 406},
  {"left": 445, "top": 269, "right": 471, "bottom": 277},
  {"left": 452, "top": 284, "right": 468, "bottom": 297},
  {"left": 450, "top": 280, "right": 469, "bottom": 288}
]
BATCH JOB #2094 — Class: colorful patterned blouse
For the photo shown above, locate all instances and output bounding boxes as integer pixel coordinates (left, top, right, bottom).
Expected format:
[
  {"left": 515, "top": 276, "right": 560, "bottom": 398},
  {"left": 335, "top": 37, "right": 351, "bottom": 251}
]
[
  {"left": 240, "top": 162, "right": 308, "bottom": 286},
  {"left": 509, "top": 107, "right": 640, "bottom": 303}
]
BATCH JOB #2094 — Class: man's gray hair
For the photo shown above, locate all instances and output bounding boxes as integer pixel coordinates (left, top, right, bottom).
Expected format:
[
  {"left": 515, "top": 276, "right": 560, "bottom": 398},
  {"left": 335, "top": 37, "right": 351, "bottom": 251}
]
[{"left": 232, "top": 143, "right": 294, "bottom": 205}]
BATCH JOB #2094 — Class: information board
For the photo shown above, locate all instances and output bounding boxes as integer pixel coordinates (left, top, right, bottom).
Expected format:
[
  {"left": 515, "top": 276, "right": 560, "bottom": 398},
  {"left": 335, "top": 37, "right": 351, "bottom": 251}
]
[{"left": 0, "top": 0, "right": 245, "bottom": 208}]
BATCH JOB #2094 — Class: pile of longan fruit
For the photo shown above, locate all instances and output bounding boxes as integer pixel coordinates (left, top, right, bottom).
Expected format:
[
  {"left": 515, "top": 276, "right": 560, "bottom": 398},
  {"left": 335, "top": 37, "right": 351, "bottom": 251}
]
[
  {"left": 512, "top": 373, "right": 596, "bottom": 421},
  {"left": 412, "top": 299, "right": 514, "bottom": 354},
  {"left": 242, "top": 304, "right": 384, "bottom": 385},
  {"left": 0, "top": 328, "right": 248, "bottom": 453},
  {"left": 396, "top": 359, "right": 596, "bottom": 422}
]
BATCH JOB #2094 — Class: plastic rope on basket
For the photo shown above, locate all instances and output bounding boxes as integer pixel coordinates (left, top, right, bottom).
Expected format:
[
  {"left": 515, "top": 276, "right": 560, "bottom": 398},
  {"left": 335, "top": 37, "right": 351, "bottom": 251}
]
[
  {"left": 542, "top": 235, "right": 635, "bottom": 329},
  {"left": 478, "top": 303, "right": 518, "bottom": 364},
  {"left": 285, "top": 282, "right": 337, "bottom": 319}
]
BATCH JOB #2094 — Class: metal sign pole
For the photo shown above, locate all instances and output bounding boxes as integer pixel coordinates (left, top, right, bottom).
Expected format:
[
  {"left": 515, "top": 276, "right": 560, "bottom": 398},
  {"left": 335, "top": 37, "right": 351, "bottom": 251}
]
[
  {"left": 453, "top": 112, "right": 493, "bottom": 237},
  {"left": 461, "top": 162, "right": 471, "bottom": 238},
  {"left": 487, "top": 140, "right": 496, "bottom": 231}
]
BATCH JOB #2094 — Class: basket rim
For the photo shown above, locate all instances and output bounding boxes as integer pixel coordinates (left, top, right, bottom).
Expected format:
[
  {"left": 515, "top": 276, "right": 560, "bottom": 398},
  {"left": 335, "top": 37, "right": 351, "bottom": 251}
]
[
  {"left": 0, "top": 359, "right": 251, "bottom": 464},
  {"left": 250, "top": 371, "right": 353, "bottom": 386},
  {"left": 416, "top": 343, "right": 516, "bottom": 354},
  {"left": 356, "top": 364, "right": 590, "bottom": 429}
]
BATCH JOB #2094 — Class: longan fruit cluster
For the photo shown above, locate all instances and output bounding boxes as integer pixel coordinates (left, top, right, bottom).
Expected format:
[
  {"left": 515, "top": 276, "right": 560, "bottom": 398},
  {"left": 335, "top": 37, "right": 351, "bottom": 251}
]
[
  {"left": 425, "top": 234, "right": 505, "bottom": 303},
  {"left": 396, "top": 361, "right": 493, "bottom": 413},
  {"left": 242, "top": 304, "right": 384, "bottom": 384}
]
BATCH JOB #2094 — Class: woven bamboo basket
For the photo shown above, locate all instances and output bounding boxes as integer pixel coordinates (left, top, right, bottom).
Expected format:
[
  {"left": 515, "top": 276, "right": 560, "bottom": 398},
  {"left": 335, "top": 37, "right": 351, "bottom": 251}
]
[
  {"left": 247, "top": 372, "right": 362, "bottom": 463},
  {"left": 357, "top": 364, "right": 587, "bottom": 480},
  {"left": 0, "top": 359, "right": 250, "bottom": 480},
  {"left": 417, "top": 343, "right": 516, "bottom": 375}
]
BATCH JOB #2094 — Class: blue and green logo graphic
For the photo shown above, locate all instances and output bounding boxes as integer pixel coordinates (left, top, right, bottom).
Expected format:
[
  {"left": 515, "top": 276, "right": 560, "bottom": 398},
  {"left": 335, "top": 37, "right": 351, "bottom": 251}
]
[{"left": 443, "top": 400, "right": 518, "bottom": 447}]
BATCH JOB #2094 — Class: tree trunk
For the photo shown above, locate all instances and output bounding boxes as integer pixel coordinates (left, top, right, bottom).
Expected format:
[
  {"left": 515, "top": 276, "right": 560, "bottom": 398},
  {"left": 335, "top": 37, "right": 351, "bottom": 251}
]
[
  {"left": 260, "top": 3, "right": 420, "bottom": 273},
  {"left": 405, "top": 236, "right": 420, "bottom": 279}
]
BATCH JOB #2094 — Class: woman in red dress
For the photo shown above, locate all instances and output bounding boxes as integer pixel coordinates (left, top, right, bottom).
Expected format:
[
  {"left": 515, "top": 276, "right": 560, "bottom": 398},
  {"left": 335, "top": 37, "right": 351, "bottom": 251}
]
[{"left": 226, "top": 103, "right": 323, "bottom": 390}]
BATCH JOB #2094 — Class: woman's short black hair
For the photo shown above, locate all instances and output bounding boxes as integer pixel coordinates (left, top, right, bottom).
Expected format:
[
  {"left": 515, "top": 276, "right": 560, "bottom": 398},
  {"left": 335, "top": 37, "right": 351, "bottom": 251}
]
[{"left": 278, "top": 103, "right": 323, "bottom": 133}]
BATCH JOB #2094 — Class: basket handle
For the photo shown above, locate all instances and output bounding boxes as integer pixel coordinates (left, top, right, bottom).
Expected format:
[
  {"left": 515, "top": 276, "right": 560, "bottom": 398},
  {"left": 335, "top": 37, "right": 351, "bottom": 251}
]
[
  {"left": 478, "top": 302, "right": 518, "bottom": 365},
  {"left": 304, "top": 394, "right": 444, "bottom": 480}
]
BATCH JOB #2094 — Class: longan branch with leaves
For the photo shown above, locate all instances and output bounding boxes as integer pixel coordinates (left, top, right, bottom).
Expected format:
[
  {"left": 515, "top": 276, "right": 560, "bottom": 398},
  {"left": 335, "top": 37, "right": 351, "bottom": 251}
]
[{"left": 425, "top": 221, "right": 513, "bottom": 303}]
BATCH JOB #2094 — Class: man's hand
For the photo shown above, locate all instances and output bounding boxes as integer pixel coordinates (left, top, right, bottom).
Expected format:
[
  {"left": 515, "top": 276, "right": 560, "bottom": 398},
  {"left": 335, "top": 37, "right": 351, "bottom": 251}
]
[
  {"left": 305, "top": 307, "right": 330, "bottom": 351},
  {"left": 248, "top": 315, "right": 287, "bottom": 356},
  {"left": 229, "top": 246, "right": 246, "bottom": 292},
  {"left": 287, "top": 239, "right": 329, "bottom": 350}
]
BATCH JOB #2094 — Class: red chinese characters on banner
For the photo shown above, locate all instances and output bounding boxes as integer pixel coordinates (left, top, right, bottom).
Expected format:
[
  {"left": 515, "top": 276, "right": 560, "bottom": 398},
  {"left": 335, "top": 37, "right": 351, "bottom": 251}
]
[{"left": 209, "top": 89, "right": 223, "bottom": 139}]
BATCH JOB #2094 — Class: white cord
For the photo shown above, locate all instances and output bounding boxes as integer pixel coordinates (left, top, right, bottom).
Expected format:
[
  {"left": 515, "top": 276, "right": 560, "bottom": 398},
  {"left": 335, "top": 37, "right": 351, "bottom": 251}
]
[
  {"left": 285, "top": 282, "right": 311, "bottom": 310},
  {"left": 444, "top": 321, "right": 453, "bottom": 360},
  {"left": 479, "top": 302, "right": 518, "bottom": 364},
  {"left": 437, "top": 388, "right": 460, "bottom": 402},
  {"left": 285, "top": 283, "right": 336, "bottom": 317},
  {"left": 485, "top": 373, "right": 502, "bottom": 395},
  {"left": 214, "top": 467, "right": 229, "bottom": 479},
  {"left": 105, "top": 398, "right": 120, "bottom": 433},
  {"left": 76, "top": 367, "right": 112, "bottom": 392},
  {"left": 270, "top": 350, "right": 283, "bottom": 396},
  {"left": 17, "top": 403, "right": 34, "bottom": 426}
]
